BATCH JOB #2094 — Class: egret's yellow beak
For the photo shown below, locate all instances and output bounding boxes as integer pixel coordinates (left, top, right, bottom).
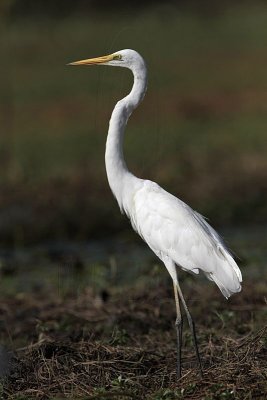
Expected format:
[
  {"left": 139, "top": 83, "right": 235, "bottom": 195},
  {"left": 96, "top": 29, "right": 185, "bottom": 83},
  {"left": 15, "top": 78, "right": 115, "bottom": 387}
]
[{"left": 68, "top": 54, "right": 114, "bottom": 66}]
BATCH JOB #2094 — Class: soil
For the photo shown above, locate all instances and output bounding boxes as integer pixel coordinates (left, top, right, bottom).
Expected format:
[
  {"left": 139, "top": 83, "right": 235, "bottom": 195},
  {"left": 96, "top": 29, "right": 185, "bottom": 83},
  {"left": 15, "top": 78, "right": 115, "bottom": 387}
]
[{"left": 0, "top": 277, "right": 266, "bottom": 399}]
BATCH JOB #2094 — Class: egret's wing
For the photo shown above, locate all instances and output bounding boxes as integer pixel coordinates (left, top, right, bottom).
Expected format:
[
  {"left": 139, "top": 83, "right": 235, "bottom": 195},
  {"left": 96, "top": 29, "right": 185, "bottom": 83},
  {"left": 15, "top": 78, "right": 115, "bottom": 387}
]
[{"left": 128, "top": 180, "right": 242, "bottom": 298}]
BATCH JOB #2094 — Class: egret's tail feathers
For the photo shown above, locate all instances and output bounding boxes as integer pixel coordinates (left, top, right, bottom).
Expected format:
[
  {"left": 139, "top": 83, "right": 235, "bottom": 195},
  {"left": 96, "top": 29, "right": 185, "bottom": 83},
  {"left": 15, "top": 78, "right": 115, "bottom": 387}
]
[
  {"left": 220, "top": 246, "right": 242, "bottom": 282},
  {"left": 207, "top": 252, "right": 242, "bottom": 299},
  {"left": 211, "top": 273, "right": 241, "bottom": 299}
]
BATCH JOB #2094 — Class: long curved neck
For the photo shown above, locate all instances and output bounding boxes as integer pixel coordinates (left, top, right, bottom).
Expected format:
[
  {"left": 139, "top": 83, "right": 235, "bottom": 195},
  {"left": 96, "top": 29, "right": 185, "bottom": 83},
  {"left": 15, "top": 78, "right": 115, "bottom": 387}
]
[{"left": 105, "top": 65, "right": 147, "bottom": 211}]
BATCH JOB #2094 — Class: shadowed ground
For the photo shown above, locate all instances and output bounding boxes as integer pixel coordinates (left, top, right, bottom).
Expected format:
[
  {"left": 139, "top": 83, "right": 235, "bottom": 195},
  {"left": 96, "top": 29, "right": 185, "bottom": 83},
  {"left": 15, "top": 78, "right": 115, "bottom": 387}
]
[{"left": 1, "top": 260, "right": 266, "bottom": 399}]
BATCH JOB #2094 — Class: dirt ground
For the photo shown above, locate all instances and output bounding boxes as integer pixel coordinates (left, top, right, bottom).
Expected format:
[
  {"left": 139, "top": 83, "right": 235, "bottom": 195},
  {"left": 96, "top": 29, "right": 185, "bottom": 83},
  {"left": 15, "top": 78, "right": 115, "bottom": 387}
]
[{"left": 0, "top": 276, "right": 266, "bottom": 399}]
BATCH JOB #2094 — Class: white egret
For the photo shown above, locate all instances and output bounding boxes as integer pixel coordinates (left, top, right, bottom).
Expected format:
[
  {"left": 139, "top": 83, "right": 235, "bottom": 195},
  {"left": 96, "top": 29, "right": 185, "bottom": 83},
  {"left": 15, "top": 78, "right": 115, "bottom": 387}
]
[{"left": 69, "top": 49, "right": 242, "bottom": 379}]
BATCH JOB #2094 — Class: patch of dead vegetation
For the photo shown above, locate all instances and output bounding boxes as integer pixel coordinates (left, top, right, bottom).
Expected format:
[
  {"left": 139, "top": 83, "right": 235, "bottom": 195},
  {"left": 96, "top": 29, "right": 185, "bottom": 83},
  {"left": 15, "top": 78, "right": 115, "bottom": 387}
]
[{"left": 0, "top": 279, "right": 266, "bottom": 399}]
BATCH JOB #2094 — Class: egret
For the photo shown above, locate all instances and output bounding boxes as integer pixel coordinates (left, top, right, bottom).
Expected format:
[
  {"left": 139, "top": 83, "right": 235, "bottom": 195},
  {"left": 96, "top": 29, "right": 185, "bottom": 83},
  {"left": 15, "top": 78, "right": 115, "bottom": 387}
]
[{"left": 69, "top": 49, "right": 242, "bottom": 379}]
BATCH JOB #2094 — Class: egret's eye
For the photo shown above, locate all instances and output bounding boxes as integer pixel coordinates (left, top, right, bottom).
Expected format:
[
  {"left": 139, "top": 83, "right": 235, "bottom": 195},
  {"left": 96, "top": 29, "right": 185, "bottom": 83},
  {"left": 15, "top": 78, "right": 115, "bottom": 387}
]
[{"left": 113, "top": 54, "right": 122, "bottom": 61}]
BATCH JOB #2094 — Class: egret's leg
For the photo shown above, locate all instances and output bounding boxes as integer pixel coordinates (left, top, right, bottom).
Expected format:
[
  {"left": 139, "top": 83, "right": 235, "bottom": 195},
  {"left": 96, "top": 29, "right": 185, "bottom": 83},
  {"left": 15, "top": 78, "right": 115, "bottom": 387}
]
[
  {"left": 175, "top": 282, "right": 203, "bottom": 378},
  {"left": 173, "top": 281, "right": 183, "bottom": 380}
]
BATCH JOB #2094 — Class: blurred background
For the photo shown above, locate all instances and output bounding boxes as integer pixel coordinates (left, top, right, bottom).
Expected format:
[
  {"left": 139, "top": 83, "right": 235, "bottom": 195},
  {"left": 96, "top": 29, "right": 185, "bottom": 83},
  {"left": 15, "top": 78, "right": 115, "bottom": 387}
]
[{"left": 0, "top": 0, "right": 267, "bottom": 294}]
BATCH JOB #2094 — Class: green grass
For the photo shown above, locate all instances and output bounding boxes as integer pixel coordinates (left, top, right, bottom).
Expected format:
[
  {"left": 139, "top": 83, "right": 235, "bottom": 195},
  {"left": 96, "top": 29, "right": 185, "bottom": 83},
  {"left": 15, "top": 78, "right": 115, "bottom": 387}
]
[
  {"left": 1, "top": 4, "right": 267, "bottom": 177},
  {"left": 0, "top": 3, "right": 267, "bottom": 243},
  {"left": 0, "top": 8, "right": 266, "bottom": 398}
]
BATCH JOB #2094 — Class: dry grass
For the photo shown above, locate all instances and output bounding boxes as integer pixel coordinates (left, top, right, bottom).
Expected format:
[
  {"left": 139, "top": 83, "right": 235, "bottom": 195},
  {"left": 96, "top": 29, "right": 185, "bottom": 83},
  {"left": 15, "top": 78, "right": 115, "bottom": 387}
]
[{"left": 1, "top": 278, "right": 266, "bottom": 399}]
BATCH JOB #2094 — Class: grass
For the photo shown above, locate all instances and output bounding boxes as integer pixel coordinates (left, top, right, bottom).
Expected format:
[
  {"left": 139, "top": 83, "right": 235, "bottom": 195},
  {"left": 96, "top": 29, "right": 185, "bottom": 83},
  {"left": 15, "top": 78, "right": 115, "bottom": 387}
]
[
  {"left": 0, "top": 5, "right": 267, "bottom": 397},
  {"left": 0, "top": 272, "right": 266, "bottom": 399},
  {"left": 0, "top": 4, "right": 267, "bottom": 245},
  {"left": 0, "top": 225, "right": 267, "bottom": 398}
]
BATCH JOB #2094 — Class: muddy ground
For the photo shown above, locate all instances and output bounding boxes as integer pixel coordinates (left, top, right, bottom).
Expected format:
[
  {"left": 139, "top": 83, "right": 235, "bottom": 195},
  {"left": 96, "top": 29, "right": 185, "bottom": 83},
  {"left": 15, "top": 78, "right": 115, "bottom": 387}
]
[{"left": 0, "top": 273, "right": 266, "bottom": 399}]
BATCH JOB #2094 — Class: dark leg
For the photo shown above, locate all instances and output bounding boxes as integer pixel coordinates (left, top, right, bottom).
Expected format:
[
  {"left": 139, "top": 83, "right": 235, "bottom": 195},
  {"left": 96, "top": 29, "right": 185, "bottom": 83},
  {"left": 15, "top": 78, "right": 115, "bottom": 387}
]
[
  {"left": 173, "top": 280, "right": 183, "bottom": 380},
  {"left": 175, "top": 281, "right": 203, "bottom": 378}
]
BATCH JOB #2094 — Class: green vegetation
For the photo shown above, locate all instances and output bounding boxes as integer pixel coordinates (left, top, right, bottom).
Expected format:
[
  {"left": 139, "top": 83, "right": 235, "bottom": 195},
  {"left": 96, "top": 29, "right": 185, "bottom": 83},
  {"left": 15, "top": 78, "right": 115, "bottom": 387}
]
[
  {"left": 0, "top": 3, "right": 267, "bottom": 245},
  {"left": 0, "top": 4, "right": 267, "bottom": 399}
]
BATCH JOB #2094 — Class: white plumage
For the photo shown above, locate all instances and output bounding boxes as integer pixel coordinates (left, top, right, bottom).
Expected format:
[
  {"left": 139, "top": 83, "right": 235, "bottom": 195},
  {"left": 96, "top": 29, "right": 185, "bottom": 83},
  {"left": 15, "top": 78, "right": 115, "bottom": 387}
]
[
  {"left": 69, "top": 48, "right": 242, "bottom": 377},
  {"left": 127, "top": 179, "right": 241, "bottom": 299}
]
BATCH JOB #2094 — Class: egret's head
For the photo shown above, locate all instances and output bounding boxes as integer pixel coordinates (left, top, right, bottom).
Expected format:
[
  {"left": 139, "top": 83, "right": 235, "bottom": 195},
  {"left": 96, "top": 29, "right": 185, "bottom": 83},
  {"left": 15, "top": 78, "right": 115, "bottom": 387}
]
[{"left": 68, "top": 49, "right": 145, "bottom": 71}]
